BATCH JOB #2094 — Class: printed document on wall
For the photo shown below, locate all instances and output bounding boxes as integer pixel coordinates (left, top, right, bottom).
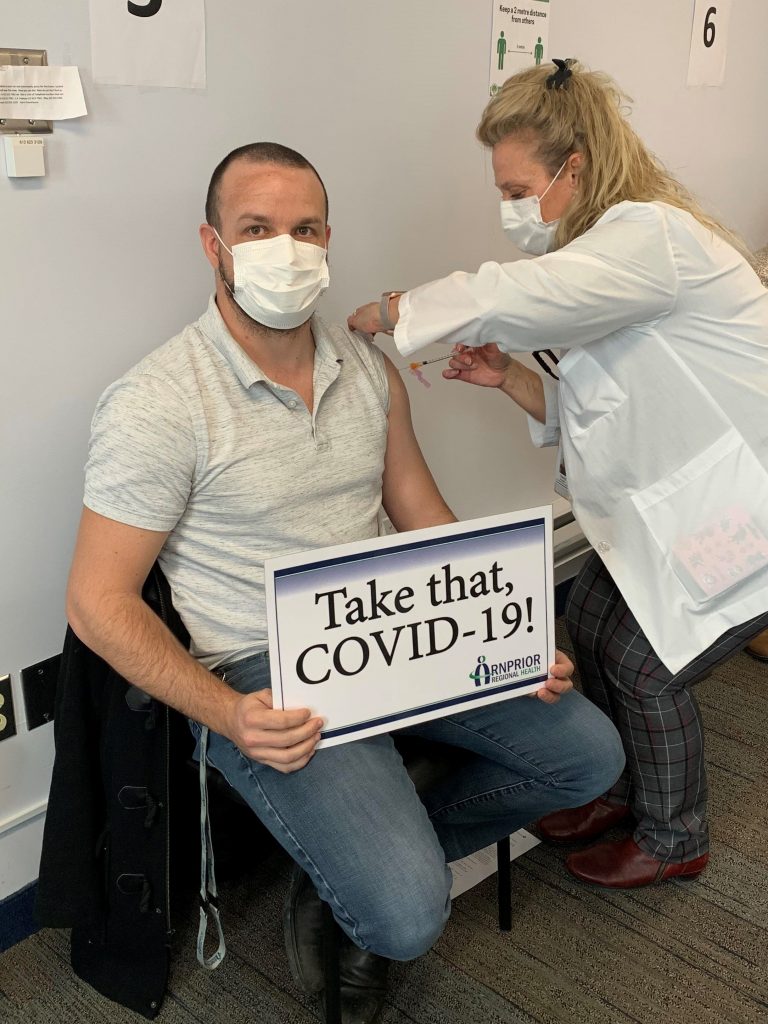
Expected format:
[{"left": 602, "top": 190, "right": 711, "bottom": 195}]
[
  {"left": 489, "top": 1, "right": 551, "bottom": 96},
  {"left": 0, "top": 66, "right": 87, "bottom": 120},
  {"left": 90, "top": 0, "right": 206, "bottom": 88}
]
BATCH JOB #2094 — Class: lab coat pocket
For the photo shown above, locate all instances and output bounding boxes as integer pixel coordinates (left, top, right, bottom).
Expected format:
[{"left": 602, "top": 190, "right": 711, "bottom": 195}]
[
  {"left": 558, "top": 348, "right": 627, "bottom": 437},
  {"left": 631, "top": 430, "right": 768, "bottom": 603}
]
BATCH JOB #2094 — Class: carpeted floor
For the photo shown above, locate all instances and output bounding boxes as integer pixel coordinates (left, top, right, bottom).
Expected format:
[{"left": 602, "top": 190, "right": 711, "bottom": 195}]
[{"left": 2, "top": 626, "right": 766, "bottom": 1024}]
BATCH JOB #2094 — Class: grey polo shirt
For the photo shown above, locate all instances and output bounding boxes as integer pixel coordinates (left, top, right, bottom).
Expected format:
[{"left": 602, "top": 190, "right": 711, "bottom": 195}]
[{"left": 84, "top": 297, "right": 390, "bottom": 668}]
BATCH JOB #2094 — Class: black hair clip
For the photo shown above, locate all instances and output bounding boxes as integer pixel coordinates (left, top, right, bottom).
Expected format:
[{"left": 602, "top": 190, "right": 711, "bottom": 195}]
[{"left": 546, "top": 58, "right": 573, "bottom": 91}]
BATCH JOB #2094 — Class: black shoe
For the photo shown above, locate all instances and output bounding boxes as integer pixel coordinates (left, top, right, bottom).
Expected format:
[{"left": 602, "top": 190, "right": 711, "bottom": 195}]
[
  {"left": 325, "top": 941, "right": 388, "bottom": 1024},
  {"left": 283, "top": 864, "right": 325, "bottom": 995}
]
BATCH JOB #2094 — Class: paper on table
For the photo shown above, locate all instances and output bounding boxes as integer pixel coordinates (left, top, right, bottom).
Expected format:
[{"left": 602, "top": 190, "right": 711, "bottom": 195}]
[
  {"left": 0, "top": 66, "right": 87, "bottom": 120},
  {"left": 449, "top": 828, "right": 540, "bottom": 899}
]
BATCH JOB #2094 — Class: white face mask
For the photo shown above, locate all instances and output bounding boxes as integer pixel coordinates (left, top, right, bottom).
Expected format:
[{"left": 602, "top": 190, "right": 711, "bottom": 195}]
[
  {"left": 500, "top": 159, "right": 568, "bottom": 256},
  {"left": 214, "top": 230, "right": 330, "bottom": 330}
]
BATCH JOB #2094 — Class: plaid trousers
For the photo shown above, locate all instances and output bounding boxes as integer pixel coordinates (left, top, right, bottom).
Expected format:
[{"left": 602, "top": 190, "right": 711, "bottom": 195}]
[{"left": 565, "top": 553, "right": 768, "bottom": 862}]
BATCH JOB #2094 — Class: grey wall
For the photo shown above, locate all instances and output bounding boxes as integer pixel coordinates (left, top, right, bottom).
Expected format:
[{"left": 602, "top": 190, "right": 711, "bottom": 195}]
[{"left": 1, "top": 0, "right": 767, "bottom": 897}]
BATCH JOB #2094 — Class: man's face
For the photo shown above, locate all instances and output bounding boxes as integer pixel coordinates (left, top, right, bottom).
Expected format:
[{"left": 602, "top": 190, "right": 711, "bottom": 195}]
[{"left": 201, "top": 159, "right": 331, "bottom": 323}]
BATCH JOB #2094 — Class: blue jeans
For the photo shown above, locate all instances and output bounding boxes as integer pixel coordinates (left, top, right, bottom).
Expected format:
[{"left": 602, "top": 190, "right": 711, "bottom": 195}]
[{"left": 194, "top": 652, "right": 623, "bottom": 960}]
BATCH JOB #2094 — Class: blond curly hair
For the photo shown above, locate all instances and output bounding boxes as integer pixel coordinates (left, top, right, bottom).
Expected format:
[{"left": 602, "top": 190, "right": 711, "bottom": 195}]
[{"left": 477, "top": 61, "right": 743, "bottom": 253}]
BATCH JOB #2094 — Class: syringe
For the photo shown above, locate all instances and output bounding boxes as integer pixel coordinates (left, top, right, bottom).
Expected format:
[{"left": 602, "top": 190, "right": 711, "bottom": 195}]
[{"left": 399, "top": 355, "right": 452, "bottom": 372}]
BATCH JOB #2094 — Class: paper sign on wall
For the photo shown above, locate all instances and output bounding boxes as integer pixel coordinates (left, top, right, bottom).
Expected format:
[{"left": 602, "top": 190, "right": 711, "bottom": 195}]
[
  {"left": 0, "top": 66, "right": 87, "bottom": 120},
  {"left": 489, "top": 1, "right": 551, "bottom": 96},
  {"left": 265, "top": 509, "right": 555, "bottom": 748},
  {"left": 89, "top": 0, "right": 206, "bottom": 88},
  {"left": 688, "top": 0, "right": 732, "bottom": 87}
]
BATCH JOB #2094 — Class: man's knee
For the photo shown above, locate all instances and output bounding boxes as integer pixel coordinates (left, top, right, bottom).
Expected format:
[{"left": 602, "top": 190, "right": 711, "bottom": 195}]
[
  {"left": 359, "top": 868, "right": 451, "bottom": 961},
  {"left": 563, "top": 701, "right": 625, "bottom": 801}
]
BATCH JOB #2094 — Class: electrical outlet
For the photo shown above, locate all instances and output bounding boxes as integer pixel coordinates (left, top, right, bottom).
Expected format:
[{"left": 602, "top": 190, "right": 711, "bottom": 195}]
[
  {"left": 0, "top": 674, "right": 17, "bottom": 741},
  {"left": 21, "top": 655, "right": 60, "bottom": 730}
]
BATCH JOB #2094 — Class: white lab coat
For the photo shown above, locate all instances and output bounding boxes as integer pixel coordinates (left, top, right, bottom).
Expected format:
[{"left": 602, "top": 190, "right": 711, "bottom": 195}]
[{"left": 395, "top": 201, "right": 768, "bottom": 673}]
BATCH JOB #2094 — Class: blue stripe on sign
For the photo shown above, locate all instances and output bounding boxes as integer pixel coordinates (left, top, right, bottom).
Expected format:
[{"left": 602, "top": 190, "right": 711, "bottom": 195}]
[
  {"left": 320, "top": 672, "right": 549, "bottom": 740},
  {"left": 273, "top": 519, "right": 545, "bottom": 579}
]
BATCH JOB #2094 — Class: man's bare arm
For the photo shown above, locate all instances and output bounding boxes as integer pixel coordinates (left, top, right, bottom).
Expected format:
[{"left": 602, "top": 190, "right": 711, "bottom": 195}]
[
  {"left": 380, "top": 356, "right": 457, "bottom": 531},
  {"left": 66, "top": 508, "right": 322, "bottom": 771}
]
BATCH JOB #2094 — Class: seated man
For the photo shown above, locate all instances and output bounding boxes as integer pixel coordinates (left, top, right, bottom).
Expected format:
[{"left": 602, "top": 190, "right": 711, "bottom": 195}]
[{"left": 66, "top": 142, "right": 624, "bottom": 1023}]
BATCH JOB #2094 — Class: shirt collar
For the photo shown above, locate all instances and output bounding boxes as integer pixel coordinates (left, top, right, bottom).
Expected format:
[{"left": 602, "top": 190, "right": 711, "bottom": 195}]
[{"left": 197, "top": 296, "right": 342, "bottom": 390}]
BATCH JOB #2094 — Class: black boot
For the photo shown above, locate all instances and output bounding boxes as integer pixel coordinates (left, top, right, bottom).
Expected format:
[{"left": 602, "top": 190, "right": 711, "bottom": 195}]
[
  {"left": 284, "top": 865, "right": 389, "bottom": 1022},
  {"left": 333, "top": 939, "right": 389, "bottom": 1024},
  {"left": 283, "top": 864, "right": 325, "bottom": 994}
]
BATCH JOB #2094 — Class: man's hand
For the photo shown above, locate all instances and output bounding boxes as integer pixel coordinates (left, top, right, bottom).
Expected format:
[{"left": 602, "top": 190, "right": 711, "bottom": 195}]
[
  {"left": 443, "top": 343, "right": 511, "bottom": 388},
  {"left": 533, "top": 649, "right": 574, "bottom": 704},
  {"left": 225, "top": 689, "right": 324, "bottom": 772}
]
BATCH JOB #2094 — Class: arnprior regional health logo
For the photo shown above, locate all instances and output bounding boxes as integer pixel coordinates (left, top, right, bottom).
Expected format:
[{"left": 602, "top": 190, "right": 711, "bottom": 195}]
[{"left": 469, "top": 653, "right": 542, "bottom": 688}]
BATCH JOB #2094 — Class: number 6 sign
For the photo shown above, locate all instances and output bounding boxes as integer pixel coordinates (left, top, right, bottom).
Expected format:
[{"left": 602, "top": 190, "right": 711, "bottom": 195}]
[{"left": 688, "top": 0, "right": 733, "bottom": 87}]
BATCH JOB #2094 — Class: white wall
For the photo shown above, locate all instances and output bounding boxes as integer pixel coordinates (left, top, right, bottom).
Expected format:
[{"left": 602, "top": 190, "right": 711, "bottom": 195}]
[{"left": 1, "top": 0, "right": 767, "bottom": 900}]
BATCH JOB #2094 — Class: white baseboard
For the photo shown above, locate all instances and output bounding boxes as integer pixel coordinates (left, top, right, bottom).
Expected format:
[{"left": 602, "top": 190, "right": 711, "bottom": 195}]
[
  {"left": 1, "top": 801, "right": 48, "bottom": 838},
  {"left": 0, "top": 811, "right": 47, "bottom": 901}
]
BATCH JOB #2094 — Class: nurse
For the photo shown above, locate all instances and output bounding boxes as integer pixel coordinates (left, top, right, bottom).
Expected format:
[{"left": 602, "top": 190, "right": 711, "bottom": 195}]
[{"left": 348, "top": 60, "right": 768, "bottom": 888}]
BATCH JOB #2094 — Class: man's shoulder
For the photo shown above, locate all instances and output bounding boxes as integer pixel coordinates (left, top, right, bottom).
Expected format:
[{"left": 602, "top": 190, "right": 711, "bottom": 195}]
[
  {"left": 101, "top": 306, "right": 224, "bottom": 410},
  {"left": 92, "top": 310, "right": 221, "bottom": 432},
  {"left": 315, "top": 317, "right": 390, "bottom": 406},
  {"left": 316, "top": 317, "right": 388, "bottom": 370},
  {"left": 124, "top": 317, "right": 210, "bottom": 387}
]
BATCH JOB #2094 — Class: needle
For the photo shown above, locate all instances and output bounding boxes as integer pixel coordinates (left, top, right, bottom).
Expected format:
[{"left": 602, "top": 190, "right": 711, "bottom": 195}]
[{"left": 398, "top": 355, "right": 452, "bottom": 372}]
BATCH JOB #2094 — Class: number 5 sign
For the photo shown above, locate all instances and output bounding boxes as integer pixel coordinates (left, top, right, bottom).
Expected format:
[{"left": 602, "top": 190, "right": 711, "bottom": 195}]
[
  {"left": 90, "top": 0, "right": 206, "bottom": 88},
  {"left": 687, "top": 0, "right": 733, "bottom": 87}
]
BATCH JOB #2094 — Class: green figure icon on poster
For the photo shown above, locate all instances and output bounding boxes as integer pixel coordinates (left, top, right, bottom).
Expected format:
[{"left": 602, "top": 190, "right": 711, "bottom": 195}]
[
  {"left": 497, "top": 31, "right": 507, "bottom": 70},
  {"left": 534, "top": 36, "right": 544, "bottom": 65}
]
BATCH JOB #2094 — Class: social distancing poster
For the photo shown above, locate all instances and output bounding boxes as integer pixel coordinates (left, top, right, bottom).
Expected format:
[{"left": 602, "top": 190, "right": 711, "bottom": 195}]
[{"left": 489, "top": 1, "right": 551, "bottom": 95}]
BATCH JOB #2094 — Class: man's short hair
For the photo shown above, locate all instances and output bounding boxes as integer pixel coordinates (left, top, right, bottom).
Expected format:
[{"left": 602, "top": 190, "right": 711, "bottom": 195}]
[{"left": 205, "top": 142, "right": 329, "bottom": 230}]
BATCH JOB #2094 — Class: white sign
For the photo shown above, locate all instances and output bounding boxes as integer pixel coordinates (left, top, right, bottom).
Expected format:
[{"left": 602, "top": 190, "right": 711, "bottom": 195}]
[
  {"left": 489, "top": 1, "right": 551, "bottom": 96},
  {"left": 687, "top": 0, "right": 732, "bottom": 87},
  {"left": 89, "top": 0, "right": 206, "bottom": 89},
  {"left": 0, "top": 66, "right": 87, "bottom": 120},
  {"left": 266, "top": 509, "right": 555, "bottom": 748}
]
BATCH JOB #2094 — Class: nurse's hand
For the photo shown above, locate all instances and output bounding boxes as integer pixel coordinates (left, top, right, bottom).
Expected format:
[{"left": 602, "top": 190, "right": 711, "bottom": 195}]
[
  {"left": 532, "top": 650, "right": 574, "bottom": 705},
  {"left": 443, "top": 343, "right": 511, "bottom": 388},
  {"left": 348, "top": 301, "right": 389, "bottom": 335}
]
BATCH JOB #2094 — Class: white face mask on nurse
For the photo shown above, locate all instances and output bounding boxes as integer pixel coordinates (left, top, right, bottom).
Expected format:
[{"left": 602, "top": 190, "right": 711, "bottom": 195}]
[{"left": 493, "top": 135, "right": 582, "bottom": 255}]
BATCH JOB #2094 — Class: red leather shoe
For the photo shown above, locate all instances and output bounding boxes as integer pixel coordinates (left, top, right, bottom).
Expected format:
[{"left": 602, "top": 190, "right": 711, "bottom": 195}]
[
  {"left": 566, "top": 836, "right": 709, "bottom": 888},
  {"left": 745, "top": 627, "right": 768, "bottom": 662},
  {"left": 537, "top": 797, "right": 632, "bottom": 843},
  {"left": 745, "top": 645, "right": 768, "bottom": 664}
]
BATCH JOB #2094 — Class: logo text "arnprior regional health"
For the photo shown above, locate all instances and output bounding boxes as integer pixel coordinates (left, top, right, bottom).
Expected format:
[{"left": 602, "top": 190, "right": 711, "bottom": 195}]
[{"left": 469, "top": 653, "right": 541, "bottom": 687}]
